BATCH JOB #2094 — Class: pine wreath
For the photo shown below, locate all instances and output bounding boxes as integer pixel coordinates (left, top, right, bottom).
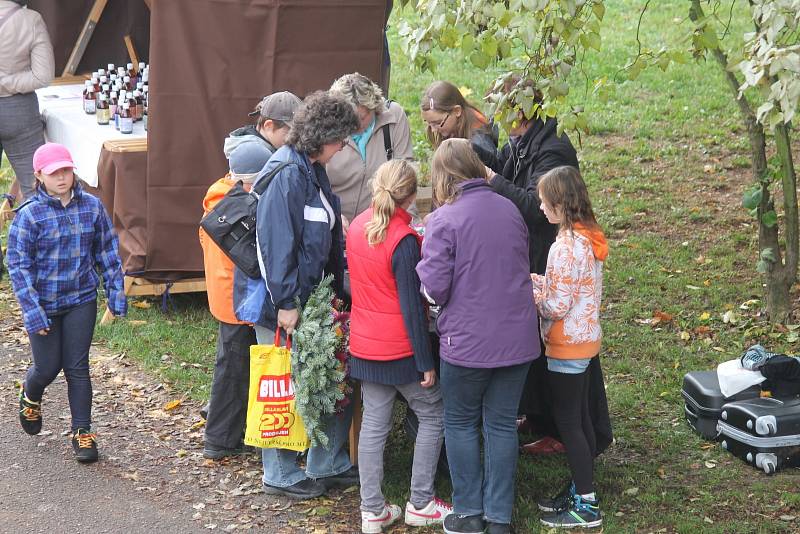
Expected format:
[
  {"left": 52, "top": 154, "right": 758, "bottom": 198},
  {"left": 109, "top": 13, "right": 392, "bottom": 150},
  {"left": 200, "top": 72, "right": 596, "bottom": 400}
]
[{"left": 291, "top": 275, "right": 349, "bottom": 447}]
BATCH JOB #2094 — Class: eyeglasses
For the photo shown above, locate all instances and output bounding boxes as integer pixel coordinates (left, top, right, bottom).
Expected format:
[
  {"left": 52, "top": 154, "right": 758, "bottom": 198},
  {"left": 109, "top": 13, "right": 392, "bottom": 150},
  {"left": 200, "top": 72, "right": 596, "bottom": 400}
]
[{"left": 426, "top": 112, "right": 450, "bottom": 130}]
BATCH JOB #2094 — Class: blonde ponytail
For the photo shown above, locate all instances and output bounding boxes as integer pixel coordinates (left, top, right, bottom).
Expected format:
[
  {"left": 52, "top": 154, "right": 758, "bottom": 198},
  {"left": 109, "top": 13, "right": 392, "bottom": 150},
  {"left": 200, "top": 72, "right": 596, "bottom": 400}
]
[{"left": 364, "top": 160, "right": 418, "bottom": 246}]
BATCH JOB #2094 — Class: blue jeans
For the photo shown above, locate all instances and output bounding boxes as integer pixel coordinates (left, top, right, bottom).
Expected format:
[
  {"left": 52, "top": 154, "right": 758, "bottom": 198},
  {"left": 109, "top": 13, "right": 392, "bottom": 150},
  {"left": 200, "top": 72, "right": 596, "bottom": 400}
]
[
  {"left": 25, "top": 299, "right": 97, "bottom": 432},
  {"left": 255, "top": 325, "right": 354, "bottom": 487},
  {"left": 440, "top": 359, "right": 532, "bottom": 524}
]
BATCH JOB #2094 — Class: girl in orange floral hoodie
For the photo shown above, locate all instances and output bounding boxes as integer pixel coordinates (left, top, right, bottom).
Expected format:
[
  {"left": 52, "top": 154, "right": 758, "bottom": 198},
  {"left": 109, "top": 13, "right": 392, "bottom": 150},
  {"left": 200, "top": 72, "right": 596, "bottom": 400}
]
[{"left": 532, "top": 166, "right": 608, "bottom": 530}]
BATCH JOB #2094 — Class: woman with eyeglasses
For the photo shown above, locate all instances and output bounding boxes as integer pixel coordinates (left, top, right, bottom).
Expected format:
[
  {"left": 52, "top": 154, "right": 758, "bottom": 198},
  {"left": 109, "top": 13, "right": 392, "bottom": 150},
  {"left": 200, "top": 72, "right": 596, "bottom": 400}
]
[{"left": 420, "top": 81, "right": 497, "bottom": 156}]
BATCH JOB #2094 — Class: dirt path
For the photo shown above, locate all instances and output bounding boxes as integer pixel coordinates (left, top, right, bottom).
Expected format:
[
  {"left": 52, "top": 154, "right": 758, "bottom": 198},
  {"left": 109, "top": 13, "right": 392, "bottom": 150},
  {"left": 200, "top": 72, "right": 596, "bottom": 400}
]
[{"left": 0, "top": 311, "right": 361, "bottom": 534}]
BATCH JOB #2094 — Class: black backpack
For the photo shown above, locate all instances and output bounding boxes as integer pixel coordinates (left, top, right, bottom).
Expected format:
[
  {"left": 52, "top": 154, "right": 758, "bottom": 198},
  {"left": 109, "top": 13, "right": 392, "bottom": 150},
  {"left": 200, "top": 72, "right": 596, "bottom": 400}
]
[{"left": 199, "top": 162, "right": 292, "bottom": 279}]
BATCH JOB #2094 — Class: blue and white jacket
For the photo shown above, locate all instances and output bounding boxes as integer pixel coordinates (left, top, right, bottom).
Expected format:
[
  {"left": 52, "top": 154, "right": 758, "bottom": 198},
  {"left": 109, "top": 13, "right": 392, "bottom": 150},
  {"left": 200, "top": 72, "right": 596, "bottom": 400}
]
[
  {"left": 235, "top": 144, "right": 345, "bottom": 328},
  {"left": 7, "top": 184, "right": 127, "bottom": 334}
]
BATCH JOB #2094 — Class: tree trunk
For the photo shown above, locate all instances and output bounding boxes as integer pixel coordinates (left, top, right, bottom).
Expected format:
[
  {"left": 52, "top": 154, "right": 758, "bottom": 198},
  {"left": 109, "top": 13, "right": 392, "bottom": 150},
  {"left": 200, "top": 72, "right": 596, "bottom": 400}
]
[{"left": 689, "top": 0, "right": 790, "bottom": 321}]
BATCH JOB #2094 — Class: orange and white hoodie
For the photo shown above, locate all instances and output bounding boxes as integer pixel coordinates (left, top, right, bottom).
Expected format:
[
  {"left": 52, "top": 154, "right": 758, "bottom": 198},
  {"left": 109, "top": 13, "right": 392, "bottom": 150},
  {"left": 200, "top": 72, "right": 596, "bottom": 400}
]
[{"left": 532, "top": 224, "right": 608, "bottom": 359}]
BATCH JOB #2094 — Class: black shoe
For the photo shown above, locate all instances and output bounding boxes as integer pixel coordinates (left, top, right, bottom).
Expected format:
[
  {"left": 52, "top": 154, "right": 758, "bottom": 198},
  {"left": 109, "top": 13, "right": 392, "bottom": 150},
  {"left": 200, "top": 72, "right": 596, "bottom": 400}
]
[
  {"left": 19, "top": 387, "right": 42, "bottom": 435},
  {"left": 486, "top": 522, "right": 512, "bottom": 534},
  {"left": 202, "top": 443, "right": 247, "bottom": 459},
  {"left": 442, "top": 514, "right": 485, "bottom": 534},
  {"left": 318, "top": 466, "right": 359, "bottom": 490},
  {"left": 262, "top": 478, "right": 326, "bottom": 500},
  {"left": 538, "top": 480, "right": 575, "bottom": 512},
  {"left": 200, "top": 403, "right": 209, "bottom": 420},
  {"left": 72, "top": 428, "right": 99, "bottom": 463}
]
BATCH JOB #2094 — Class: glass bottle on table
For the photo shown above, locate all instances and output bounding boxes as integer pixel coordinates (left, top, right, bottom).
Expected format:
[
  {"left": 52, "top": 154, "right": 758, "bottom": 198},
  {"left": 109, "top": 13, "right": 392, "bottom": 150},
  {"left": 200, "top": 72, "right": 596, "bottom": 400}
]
[
  {"left": 83, "top": 81, "right": 96, "bottom": 114},
  {"left": 133, "top": 90, "right": 144, "bottom": 121},
  {"left": 127, "top": 62, "right": 135, "bottom": 80},
  {"left": 96, "top": 95, "right": 110, "bottom": 125},
  {"left": 119, "top": 103, "right": 133, "bottom": 134},
  {"left": 123, "top": 76, "right": 133, "bottom": 92},
  {"left": 137, "top": 62, "right": 146, "bottom": 80},
  {"left": 107, "top": 63, "right": 115, "bottom": 75},
  {"left": 115, "top": 90, "right": 126, "bottom": 129},
  {"left": 109, "top": 91, "right": 118, "bottom": 124},
  {"left": 126, "top": 91, "right": 138, "bottom": 122}
]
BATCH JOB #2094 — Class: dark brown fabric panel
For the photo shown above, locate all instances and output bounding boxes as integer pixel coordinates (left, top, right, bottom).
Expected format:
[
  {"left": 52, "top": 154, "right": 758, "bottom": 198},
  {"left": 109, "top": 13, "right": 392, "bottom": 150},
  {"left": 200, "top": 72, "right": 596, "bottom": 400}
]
[
  {"left": 27, "top": 0, "right": 150, "bottom": 75},
  {"left": 89, "top": 149, "right": 148, "bottom": 275},
  {"left": 146, "top": 0, "right": 387, "bottom": 273}
]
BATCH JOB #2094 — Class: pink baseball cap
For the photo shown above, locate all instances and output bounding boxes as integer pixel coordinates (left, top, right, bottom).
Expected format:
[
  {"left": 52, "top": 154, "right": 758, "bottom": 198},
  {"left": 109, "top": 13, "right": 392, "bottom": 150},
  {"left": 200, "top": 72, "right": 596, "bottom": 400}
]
[{"left": 32, "top": 143, "right": 76, "bottom": 174}]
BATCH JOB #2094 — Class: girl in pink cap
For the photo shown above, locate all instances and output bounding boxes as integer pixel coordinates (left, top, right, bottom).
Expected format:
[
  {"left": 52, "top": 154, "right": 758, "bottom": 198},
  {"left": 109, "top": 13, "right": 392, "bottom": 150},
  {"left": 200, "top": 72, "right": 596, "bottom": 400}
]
[{"left": 6, "top": 142, "right": 127, "bottom": 463}]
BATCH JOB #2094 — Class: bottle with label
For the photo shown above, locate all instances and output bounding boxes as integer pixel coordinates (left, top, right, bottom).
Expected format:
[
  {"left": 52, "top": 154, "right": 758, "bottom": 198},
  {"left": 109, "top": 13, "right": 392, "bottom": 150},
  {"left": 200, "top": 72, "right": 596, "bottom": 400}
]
[
  {"left": 96, "top": 95, "right": 110, "bottom": 125},
  {"left": 122, "top": 76, "right": 132, "bottom": 92},
  {"left": 102, "top": 84, "right": 110, "bottom": 98},
  {"left": 115, "top": 90, "right": 126, "bottom": 129},
  {"left": 138, "top": 62, "right": 146, "bottom": 78},
  {"left": 83, "top": 81, "right": 96, "bottom": 114},
  {"left": 91, "top": 76, "right": 100, "bottom": 92},
  {"left": 119, "top": 103, "right": 133, "bottom": 134},
  {"left": 127, "top": 62, "right": 135, "bottom": 80},
  {"left": 117, "top": 66, "right": 126, "bottom": 79},
  {"left": 109, "top": 73, "right": 117, "bottom": 86},
  {"left": 109, "top": 91, "right": 118, "bottom": 123},
  {"left": 107, "top": 63, "right": 115, "bottom": 75},
  {"left": 125, "top": 91, "right": 137, "bottom": 123},
  {"left": 132, "top": 90, "right": 144, "bottom": 121}
]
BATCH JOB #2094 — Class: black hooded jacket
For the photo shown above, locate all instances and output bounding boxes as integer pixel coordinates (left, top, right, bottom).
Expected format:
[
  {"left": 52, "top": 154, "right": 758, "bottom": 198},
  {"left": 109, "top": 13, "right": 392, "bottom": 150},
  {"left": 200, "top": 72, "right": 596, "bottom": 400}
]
[{"left": 473, "top": 117, "right": 579, "bottom": 274}]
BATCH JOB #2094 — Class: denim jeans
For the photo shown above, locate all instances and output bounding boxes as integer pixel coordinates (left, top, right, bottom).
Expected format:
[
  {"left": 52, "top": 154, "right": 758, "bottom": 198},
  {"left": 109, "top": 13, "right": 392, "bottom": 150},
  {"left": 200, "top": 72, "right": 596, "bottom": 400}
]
[
  {"left": 440, "top": 359, "right": 532, "bottom": 524},
  {"left": 255, "top": 325, "right": 354, "bottom": 487},
  {"left": 0, "top": 92, "right": 45, "bottom": 200},
  {"left": 25, "top": 299, "right": 97, "bottom": 432}
]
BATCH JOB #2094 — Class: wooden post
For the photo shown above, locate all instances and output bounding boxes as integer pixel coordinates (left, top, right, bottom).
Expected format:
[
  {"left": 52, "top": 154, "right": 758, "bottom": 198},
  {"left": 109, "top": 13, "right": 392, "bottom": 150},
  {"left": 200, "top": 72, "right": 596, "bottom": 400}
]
[
  {"left": 62, "top": 0, "right": 109, "bottom": 76},
  {"left": 348, "top": 381, "right": 362, "bottom": 465},
  {"left": 124, "top": 35, "right": 140, "bottom": 72}
]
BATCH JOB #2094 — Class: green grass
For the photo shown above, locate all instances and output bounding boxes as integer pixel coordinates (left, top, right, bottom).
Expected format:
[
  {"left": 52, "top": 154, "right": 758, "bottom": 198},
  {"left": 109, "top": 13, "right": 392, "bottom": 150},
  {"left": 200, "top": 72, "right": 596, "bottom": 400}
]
[{"left": 4, "top": 1, "right": 800, "bottom": 532}]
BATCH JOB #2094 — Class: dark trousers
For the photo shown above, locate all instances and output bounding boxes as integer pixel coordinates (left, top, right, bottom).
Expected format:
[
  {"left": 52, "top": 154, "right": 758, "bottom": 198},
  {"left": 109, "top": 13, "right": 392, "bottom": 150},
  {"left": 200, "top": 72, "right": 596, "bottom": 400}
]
[
  {"left": 549, "top": 368, "right": 596, "bottom": 495},
  {"left": 204, "top": 321, "right": 257, "bottom": 449},
  {"left": 0, "top": 92, "right": 45, "bottom": 200},
  {"left": 25, "top": 299, "right": 97, "bottom": 432}
]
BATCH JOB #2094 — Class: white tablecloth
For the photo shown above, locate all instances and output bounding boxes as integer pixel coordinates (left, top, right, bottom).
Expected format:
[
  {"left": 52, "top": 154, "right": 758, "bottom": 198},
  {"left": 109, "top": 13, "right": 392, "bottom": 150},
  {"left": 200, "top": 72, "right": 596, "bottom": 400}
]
[{"left": 36, "top": 84, "right": 147, "bottom": 187}]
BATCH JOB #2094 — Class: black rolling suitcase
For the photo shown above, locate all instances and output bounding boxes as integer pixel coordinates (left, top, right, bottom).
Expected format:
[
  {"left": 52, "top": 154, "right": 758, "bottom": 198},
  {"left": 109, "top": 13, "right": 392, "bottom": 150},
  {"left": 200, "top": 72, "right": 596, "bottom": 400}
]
[
  {"left": 681, "top": 370, "right": 761, "bottom": 439},
  {"left": 717, "top": 397, "right": 800, "bottom": 474}
]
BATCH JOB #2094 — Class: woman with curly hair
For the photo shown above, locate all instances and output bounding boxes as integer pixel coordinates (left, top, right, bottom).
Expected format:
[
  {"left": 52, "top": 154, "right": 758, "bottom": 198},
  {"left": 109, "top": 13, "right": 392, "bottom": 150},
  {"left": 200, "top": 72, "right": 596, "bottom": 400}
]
[{"left": 253, "top": 90, "right": 360, "bottom": 500}]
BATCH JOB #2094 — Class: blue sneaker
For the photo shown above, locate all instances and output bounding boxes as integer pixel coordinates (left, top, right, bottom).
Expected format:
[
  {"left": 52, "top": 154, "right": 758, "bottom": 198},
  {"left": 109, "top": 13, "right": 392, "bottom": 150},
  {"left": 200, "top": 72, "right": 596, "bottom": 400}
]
[
  {"left": 540, "top": 494, "right": 602, "bottom": 529},
  {"left": 537, "top": 481, "right": 575, "bottom": 512}
]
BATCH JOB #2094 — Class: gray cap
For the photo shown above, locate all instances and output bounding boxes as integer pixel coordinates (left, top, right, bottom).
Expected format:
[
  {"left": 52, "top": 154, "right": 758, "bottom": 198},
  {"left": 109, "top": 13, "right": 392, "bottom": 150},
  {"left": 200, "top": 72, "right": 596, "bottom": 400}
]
[
  {"left": 249, "top": 90, "right": 302, "bottom": 122},
  {"left": 229, "top": 142, "right": 272, "bottom": 176}
]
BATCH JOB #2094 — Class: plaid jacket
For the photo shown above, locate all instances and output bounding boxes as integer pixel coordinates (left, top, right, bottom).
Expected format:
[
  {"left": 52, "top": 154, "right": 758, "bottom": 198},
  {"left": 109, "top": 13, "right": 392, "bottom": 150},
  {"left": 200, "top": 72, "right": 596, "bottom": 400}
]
[{"left": 7, "top": 184, "right": 127, "bottom": 334}]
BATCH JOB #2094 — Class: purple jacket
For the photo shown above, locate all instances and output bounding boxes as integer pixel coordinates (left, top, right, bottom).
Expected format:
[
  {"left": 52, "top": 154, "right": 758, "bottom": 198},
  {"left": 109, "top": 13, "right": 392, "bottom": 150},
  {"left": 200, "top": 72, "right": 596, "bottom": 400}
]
[{"left": 416, "top": 179, "right": 540, "bottom": 368}]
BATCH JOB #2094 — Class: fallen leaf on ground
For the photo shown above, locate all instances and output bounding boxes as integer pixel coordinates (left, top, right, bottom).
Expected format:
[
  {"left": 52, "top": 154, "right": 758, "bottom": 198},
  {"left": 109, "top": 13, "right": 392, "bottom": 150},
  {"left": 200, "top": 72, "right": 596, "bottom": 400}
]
[
  {"left": 131, "top": 300, "right": 151, "bottom": 309},
  {"left": 163, "top": 399, "right": 183, "bottom": 411}
]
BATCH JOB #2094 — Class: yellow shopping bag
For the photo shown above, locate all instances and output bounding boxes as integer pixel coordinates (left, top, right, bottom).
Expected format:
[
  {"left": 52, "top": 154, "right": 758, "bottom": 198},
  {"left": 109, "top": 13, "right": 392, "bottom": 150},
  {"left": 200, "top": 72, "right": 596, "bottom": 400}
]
[{"left": 244, "top": 329, "right": 310, "bottom": 451}]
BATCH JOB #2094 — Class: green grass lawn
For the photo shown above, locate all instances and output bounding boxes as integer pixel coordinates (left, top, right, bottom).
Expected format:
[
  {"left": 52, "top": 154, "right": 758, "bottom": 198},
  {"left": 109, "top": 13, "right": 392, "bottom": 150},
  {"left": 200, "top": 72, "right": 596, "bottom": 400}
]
[{"left": 3, "top": 1, "right": 799, "bottom": 532}]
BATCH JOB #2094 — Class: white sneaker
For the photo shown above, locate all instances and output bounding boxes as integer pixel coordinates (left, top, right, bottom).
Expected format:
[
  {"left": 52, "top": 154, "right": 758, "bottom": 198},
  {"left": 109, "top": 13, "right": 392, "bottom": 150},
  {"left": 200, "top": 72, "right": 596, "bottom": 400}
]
[
  {"left": 361, "top": 503, "right": 402, "bottom": 533},
  {"left": 404, "top": 497, "right": 453, "bottom": 527}
]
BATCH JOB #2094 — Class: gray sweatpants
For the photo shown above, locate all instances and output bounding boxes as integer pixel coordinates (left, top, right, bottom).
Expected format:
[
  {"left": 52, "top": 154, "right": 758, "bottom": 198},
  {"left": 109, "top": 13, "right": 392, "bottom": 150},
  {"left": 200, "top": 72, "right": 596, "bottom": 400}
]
[
  {"left": 0, "top": 92, "right": 45, "bottom": 200},
  {"left": 359, "top": 379, "right": 444, "bottom": 513}
]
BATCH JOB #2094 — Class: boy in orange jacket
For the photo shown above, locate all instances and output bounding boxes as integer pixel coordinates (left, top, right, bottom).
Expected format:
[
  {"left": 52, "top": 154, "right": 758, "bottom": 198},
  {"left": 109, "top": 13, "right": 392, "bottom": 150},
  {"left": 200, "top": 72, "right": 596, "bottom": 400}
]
[{"left": 199, "top": 142, "right": 272, "bottom": 458}]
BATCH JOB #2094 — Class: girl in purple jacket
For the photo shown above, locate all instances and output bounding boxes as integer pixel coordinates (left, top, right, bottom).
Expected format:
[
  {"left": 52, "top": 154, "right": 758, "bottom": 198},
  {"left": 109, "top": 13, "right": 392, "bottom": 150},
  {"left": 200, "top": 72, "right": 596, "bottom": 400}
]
[{"left": 416, "top": 138, "right": 541, "bottom": 534}]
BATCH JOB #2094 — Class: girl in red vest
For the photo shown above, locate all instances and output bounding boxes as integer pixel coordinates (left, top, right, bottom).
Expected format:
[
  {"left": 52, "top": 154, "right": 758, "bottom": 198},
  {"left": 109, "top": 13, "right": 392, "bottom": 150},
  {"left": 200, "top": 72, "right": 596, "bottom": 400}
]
[{"left": 347, "top": 160, "right": 451, "bottom": 533}]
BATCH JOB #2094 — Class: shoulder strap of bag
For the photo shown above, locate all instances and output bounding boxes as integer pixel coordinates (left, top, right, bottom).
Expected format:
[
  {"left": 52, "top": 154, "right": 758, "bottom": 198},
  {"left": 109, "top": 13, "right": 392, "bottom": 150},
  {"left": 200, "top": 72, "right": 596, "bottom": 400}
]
[
  {"left": 382, "top": 124, "right": 393, "bottom": 161},
  {"left": 252, "top": 161, "right": 292, "bottom": 197},
  {"left": 0, "top": 4, "right": 22, "bottom": 33},
  {"left": 382, "top": 99, "right": 394, "bottom": 161}
]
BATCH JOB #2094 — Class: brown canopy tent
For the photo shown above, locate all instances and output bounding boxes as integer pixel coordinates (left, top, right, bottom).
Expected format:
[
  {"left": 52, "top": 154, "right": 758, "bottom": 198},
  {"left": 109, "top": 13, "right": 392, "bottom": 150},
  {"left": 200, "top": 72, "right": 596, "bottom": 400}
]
[{"left": 30, "top": 0, "right": 389, "bottom": 280}]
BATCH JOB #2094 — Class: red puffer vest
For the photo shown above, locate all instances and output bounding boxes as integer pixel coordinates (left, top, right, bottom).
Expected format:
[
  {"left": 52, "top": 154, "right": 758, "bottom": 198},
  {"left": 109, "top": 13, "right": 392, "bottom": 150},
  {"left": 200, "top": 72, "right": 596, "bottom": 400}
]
[{"left": 347, "top": 207, "right": 422, "bottom": 360}]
